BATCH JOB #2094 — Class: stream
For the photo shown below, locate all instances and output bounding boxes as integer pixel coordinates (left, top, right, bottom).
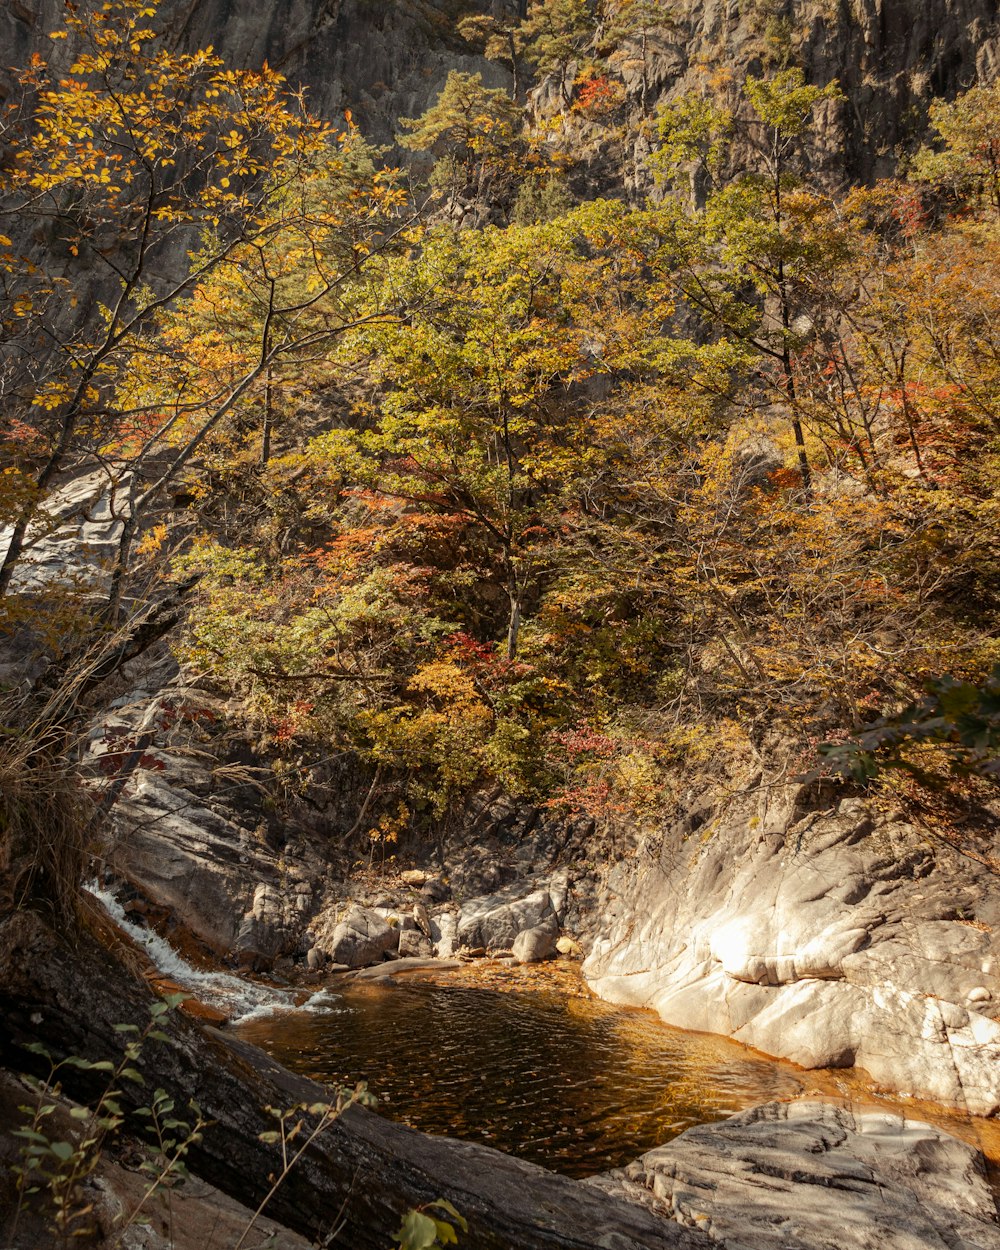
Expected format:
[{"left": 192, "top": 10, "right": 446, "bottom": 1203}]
[
  {"left": 92, "top": 885, "right": 1000, "bottom": 1182},
  {"left": 235, "top": 976, "right": 808, "bottom": 1176}
]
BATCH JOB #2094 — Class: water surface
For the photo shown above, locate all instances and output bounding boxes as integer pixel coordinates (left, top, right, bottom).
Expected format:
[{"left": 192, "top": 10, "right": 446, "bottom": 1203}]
[{"left": 236, "top": 973, "right": 812, "bottom": 1176}]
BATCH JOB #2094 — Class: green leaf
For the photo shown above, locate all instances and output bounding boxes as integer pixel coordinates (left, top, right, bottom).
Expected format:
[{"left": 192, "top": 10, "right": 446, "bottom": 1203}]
[
  {"left": 394, "top": 1210, "right": 439, "bottom": 1250},
  {"left": 48, "top": 1140, "right": 75, "bottom": 1162}
]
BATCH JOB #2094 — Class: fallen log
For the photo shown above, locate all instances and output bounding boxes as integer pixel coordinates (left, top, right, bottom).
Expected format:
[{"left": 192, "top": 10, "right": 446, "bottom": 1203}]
[{"left": 0, "top": 908, "right": 706, "bottom": 1250}]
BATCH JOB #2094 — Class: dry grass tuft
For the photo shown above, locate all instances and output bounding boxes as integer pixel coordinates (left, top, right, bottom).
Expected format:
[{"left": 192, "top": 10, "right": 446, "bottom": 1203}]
[{"left": 0, "top": 700, "right": 92, "bottom": 923}]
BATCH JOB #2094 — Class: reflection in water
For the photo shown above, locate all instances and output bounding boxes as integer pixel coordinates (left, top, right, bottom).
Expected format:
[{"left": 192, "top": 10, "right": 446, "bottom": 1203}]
[{"left": 236, "top": 978, "right": 808, "bottom": 1176}]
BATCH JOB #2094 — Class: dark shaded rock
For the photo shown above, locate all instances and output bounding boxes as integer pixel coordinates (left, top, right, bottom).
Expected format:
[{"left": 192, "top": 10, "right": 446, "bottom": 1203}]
[{"left": 422, "top": 876, "right": 450, "bottom": 902}]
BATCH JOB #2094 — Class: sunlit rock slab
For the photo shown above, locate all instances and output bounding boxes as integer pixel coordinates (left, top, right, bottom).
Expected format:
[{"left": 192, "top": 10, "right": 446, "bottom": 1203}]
[{"left": 589, "top": 1100, "right": 999, "bottom": 1249}]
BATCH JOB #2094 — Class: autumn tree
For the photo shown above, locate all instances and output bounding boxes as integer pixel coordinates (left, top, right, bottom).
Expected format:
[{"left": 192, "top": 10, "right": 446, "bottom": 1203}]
[
  {"left": 175, "top": 200, "right": 686, "bottom": 818},
  {"left": 347, "top": 221, "right": 599, "bottom": 662},
  {"left": 650, "top": 80, "right": 732, "bottom": 207},
  {"left": 397, "top": 71, "right": 528, "bottom": 210},
  {"left": 458, "top": 12, "right": 526, "bottom": 102},
  {"left": 599, "top": 0, "right": 677, "bottom": 116},
  {"left": 0, "top": 0, "right": 406, "bottom": 626},
  {"left": 914, "top": 79, "right": 1000, "bottom": 218},
  {"left": 656, "top": 69, "right": 843, "bottom": 489},
  {"left": 518, "top": 0, "right": 598, "bottom": 108}
]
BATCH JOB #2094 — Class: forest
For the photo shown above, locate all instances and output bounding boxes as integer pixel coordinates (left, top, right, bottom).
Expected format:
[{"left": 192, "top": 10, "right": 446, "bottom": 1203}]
[{"left": 4, "top": 0, "right": 999, "bottom": 856}]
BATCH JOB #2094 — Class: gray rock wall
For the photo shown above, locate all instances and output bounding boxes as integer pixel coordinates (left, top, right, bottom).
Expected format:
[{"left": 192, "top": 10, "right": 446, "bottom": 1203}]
[
  {"left": 1, "top": 0, "right": 508, "bottom": 144},
  {"left": 584, "top": 784, "right": 1000, "bottom": 1116},
  {"left": 4, "top": 0, "right": 998, "bottom": 176},
  {"left": 612, "top": 0, "right": 1000, "bottom": 188}
]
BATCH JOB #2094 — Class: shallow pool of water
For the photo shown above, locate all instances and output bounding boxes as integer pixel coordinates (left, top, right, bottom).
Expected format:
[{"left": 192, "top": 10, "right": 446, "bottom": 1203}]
[
  {"left": 236, "top": 965, "right": 1000, "bottom": 1181},
  {"left": 235, "top": 972, "right": 823, "bottom": 1176}
]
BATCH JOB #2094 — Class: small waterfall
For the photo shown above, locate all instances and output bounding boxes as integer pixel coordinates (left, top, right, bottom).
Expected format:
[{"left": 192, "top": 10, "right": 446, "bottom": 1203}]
[{"left": 88, "top": 883, "right": 340, "bottom": 1023}]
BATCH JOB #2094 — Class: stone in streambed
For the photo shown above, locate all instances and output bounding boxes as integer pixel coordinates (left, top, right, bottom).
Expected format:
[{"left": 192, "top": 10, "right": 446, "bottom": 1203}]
[
  {"left": 457, "top": 885, "right": 558, "bottom": 952},
  {"left": 413, "top": 900, "right": 432, "bottom": 937},
  {"left": 513, "top": 919, "right": 559, "bottom": 964},
  {"left": 432, "top": 911, "right": 458, "bottom": 958},
  {"left": 352, "top": 957, "right": 463, "bottom": 980},
  {"left": 398, "top": 929, "right": 433, "bottom": 958},
  {"left": 316, "top": 906, "right": 398, "bottom": 969}
]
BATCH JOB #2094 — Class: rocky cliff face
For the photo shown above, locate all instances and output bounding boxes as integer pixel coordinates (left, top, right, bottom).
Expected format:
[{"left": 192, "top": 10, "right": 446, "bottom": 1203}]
[
  {"left": 584, "top": 780, "right": 1000, "bottom": 1117},
  {"left": 604, "top": 0, "right": 1000, "bottom": 188},
  {"left": 1, "top": 0, "right": 507, "bottom": 143},
  {"left": 4, "top": 0, "right": 998, "bottom": 177}
]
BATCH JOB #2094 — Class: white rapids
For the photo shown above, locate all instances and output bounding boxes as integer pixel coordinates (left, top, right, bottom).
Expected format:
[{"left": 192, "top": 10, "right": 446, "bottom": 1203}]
[{"left": 87, "top": 883, "right": 340, "bottom": 1023}]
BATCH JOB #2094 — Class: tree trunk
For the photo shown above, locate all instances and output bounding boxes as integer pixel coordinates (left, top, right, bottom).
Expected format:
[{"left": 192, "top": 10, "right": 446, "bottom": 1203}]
[
  {"left": 0, "top": 909, "right": 705, "bottom": 1250},
  {"left": 261, "top": 363, "right": 274, "bottom": 469},
  {"left": 506, "top": 592, "right": 521, "bottom": 662}
]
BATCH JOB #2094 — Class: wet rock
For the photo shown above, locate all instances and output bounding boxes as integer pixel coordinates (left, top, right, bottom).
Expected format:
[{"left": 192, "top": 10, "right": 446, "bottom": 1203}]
[
  {"left": 353, "top": 957, "right": 463, "bottom": 980},
  {"left": 91, "top": 685, "right": 314, "bottom": 965},
  {"left": 590, "top": 1100, "right": 1000, "bottom": 1250},
  {"left": 232, "top": 882, "right": 299, "bottom": 970}
]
